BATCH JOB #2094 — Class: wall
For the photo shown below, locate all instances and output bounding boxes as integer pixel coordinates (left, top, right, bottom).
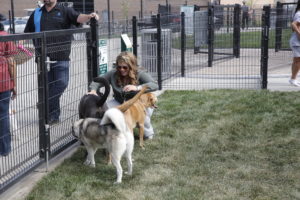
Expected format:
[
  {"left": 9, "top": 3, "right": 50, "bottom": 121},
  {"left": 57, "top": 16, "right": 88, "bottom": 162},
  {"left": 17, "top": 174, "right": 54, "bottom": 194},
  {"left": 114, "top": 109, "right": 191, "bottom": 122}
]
[{"left": 0, "top": 0, "right": 209, "bottom": 20}]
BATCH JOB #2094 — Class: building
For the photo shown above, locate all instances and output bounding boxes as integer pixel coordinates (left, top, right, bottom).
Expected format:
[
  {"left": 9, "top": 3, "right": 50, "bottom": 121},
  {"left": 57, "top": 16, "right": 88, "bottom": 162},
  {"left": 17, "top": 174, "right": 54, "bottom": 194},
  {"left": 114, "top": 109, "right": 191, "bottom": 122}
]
[{"left": 0, "top": 0, "right": 209, "bottom": 20}]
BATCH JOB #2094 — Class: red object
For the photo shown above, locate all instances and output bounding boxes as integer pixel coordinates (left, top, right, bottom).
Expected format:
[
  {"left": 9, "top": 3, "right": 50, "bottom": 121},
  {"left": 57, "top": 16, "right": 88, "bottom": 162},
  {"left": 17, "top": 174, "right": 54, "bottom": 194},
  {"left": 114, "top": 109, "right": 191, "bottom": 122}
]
[
  {"left": 17, "top": 44, "right": 33, "bottom": 57},
  {"left": 0, "top": 31, "right": 17, "bottom": 92}
]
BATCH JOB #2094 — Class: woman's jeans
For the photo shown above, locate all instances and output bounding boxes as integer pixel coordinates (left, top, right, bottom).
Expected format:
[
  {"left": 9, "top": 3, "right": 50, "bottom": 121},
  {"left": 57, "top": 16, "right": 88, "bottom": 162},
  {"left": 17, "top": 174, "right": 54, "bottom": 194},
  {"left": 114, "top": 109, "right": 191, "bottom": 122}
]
[
  {"left": 48, "top": 61, "right": 69, "bottom": 121},
  {"left": 0, "top": 90, "right": 11, "bottom": 156}
]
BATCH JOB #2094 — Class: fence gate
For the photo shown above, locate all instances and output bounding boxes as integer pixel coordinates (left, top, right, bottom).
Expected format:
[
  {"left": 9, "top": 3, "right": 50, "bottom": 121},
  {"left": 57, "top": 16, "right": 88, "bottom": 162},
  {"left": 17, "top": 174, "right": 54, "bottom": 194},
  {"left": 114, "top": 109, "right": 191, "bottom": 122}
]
[
  {"left": 275, "top": 2, "right": 295, "bottom": 52},
  {"left": 0, "top": 27, "right": 92, "bottom": 194},
  {"left": 151, "top": 6, "right": 269, "bottom": 90}
]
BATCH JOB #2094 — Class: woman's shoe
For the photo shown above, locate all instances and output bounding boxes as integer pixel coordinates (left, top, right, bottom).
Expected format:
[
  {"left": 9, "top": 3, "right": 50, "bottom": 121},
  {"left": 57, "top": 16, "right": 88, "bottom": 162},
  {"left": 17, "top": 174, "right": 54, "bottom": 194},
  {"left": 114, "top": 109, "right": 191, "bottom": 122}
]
[{"left": 289, "top": 79, "right": 300, "bottom": 87}]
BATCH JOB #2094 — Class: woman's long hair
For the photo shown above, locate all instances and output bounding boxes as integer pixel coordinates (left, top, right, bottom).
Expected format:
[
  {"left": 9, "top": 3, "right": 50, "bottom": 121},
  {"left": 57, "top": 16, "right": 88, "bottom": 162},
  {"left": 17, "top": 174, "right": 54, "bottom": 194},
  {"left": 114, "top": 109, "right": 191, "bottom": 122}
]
[
  {"left": 115, "top": 51, "right": 138, "bottom": 87},
  {"left": 295, "top": 0, "right": 300, "bottom": 15}
]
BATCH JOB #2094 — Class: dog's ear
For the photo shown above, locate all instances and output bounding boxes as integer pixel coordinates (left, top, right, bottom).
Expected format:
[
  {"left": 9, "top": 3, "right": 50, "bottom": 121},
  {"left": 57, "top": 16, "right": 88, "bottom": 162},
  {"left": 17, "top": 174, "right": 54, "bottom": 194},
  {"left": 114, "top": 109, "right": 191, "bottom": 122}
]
[
  {"left": 73, "top": 119, "right": 84, "bottom": 129},
  {"left": 77, "top": 118, "right": 84, "bottom": 125},
  {"left": 72, "top": 119, "right": 84, "bottom": 138}
]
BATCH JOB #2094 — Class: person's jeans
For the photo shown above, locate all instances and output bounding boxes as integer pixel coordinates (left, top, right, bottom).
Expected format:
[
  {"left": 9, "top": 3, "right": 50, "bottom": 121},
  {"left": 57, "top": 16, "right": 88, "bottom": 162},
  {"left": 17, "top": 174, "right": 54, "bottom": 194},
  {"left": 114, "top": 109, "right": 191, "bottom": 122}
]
[
  {"left": 242, "top": 14, "right": 249, "bottom": 29},
  {"left": 48, "top": 61, "right": 69, "bottom": 121},
  {"left": 0, "top": 90, "right": 11, "bottom": 156}
]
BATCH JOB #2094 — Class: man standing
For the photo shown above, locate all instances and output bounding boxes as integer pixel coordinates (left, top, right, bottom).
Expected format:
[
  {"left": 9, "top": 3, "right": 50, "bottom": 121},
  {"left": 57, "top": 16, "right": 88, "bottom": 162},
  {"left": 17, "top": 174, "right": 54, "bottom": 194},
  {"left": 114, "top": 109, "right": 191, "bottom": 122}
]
[
  {"left": 24, "top": 0, "right": 99, "bottom": 124},
  {"left": 241, "top": 1, "right": 249, "bottom": 30}
]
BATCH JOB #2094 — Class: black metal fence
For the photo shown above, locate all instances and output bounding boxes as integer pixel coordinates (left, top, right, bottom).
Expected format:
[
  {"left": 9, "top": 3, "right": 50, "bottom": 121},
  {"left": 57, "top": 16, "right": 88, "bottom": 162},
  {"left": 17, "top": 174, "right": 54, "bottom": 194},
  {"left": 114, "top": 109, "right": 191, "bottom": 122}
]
[
  {"left": 0, "top": 27, "right": 93, "bottom": 193},
  {"left": 275, "top": 2, "right": 295, "bottom": 52},
  {"left": 0, "top": 4, "right": 289, "bottom": 193}
]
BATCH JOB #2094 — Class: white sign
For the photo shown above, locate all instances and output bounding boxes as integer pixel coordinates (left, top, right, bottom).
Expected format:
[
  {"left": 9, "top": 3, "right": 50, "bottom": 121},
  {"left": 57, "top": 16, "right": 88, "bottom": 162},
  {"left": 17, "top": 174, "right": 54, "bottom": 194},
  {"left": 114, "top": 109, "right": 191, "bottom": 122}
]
[
  {"left": 180, "top": 5, "right": 194, "bottom": 35},
  {"left": 99, "top": 39, "right": 108, "bottom": 75}
]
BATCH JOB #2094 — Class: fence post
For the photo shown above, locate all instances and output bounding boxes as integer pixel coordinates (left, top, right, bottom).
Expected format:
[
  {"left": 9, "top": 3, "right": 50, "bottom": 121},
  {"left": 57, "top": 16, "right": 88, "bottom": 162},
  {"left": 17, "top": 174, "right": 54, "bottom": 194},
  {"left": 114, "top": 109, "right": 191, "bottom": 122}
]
[
  {"left": 275, "top": 2, "right": 283, "bottom": 52},
  {"left": 227, "top": 6, "right": 230, "bottom": 33},
  {"left": 261, "top": 5, "right": 270, "bottom": 89},
  {"left": 132, "top": 16, "right": 138, "bottom": 57},
  {"left": 233, "top": 4, "right": 241, "bottom": 58},
  {"left": 157, "top": 14, "right": 162, "bottom": 90},
  {"left": 90, "top": 18, "right": 99, "bottom": 79},
  {"left": 86, "top": 31, "right": 93, "bottom": 85},
  {"left": 181, "top": 12, "right": 185, "bottom": 77},
  {"left": 37, "top": 33, "right": 50, "bottom": 162},
  {"left": 208, "top": 4, "right": 214, "bottom": 67},
  {"left": 107, "top": 0, "right": 111, "bottom": 37}
]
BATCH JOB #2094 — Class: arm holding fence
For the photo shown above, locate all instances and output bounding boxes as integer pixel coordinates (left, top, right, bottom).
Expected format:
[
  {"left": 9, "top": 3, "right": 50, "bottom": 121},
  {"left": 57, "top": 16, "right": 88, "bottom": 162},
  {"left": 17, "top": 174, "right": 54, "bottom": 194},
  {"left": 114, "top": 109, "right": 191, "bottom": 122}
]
[{"left": 77, "top": 13, "right": 99, "bottom": 23}]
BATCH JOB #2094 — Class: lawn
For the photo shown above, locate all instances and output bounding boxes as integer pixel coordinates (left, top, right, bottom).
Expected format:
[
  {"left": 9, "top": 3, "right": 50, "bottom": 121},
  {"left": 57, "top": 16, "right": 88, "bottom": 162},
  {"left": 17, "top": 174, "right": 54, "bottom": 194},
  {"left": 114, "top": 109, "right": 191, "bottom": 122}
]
[
  {"left": 173, "top": 28, "right": 292, "bottom": 49},
  {"left": 26, "top": 90, "right": 300, "bottom": 200}
]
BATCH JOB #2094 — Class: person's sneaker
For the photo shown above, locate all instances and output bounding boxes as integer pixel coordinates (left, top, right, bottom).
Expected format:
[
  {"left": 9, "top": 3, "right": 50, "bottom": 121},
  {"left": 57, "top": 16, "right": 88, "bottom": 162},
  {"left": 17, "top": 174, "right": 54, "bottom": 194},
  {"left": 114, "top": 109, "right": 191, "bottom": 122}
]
[{"left": 289, "top": 79, "right": 300, "bottom": 87}]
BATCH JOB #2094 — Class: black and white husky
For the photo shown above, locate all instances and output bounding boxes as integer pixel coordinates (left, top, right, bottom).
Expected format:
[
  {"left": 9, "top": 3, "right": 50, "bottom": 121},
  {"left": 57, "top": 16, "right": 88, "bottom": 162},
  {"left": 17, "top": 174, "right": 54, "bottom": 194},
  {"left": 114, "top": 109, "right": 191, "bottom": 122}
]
[{"left": 72, "top": 108, "right": 134, "bottom": 184}]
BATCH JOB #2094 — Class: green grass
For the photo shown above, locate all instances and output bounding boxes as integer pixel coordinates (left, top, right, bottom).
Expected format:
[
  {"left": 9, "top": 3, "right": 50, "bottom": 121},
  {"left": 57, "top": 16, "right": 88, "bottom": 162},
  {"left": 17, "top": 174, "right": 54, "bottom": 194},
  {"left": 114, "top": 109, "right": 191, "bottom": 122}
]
[
  {"left": 26, "top": 90, "right": 300, "bottom": 200},
  {"left": 173, "top": 28, "right": 292, "bottom": 49}
]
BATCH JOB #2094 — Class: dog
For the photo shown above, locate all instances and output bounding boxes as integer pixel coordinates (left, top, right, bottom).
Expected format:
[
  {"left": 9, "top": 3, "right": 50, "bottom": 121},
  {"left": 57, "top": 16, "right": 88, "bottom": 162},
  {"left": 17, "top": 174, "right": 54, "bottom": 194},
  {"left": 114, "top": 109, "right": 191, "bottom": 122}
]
[
  {"left": 117, "top": 91, "right": 158, "bottom": 149},
  {"left": 72, "top": 108, "right": 133, "bottom": 184},
  {"left": 78, "top": 77, "right": 110, "bottom": 119},
  {"left": 72, "top": 87, "right": 148, "bottom": 183}
]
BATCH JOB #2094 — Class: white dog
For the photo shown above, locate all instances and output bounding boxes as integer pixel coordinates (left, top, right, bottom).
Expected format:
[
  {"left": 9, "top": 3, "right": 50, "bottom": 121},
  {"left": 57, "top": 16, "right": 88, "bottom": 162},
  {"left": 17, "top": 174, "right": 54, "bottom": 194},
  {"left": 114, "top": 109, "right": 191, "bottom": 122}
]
[{"left": 72, "top": 108, "right": 134, "bottom": 184}]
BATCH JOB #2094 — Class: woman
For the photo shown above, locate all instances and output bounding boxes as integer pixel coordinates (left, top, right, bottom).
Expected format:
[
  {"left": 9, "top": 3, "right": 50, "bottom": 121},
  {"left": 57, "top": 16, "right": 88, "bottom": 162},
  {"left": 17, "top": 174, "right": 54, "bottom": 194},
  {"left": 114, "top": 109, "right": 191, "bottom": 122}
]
[
  {"left": 89, "top": 51, "right": 158, "bottom": 139},
  {"left": 289, "top": 0, "right": 300, "bottom": 86},
  {"left": 0, "top": 22, "right": 17, "bottom": 156}
]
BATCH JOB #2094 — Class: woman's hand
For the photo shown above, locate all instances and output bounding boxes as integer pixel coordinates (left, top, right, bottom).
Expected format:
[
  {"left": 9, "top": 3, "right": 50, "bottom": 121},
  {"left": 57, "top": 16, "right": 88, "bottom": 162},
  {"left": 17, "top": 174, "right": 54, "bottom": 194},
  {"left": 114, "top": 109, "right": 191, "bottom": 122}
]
[
  {"left": 11, "top": 87, "right": 17, "bottom": 100},
  {"left": 123, "top": 85, "right": 138, "bottom": 92},
  {"left": 87, "top": 90, "right": 98, "bottom": 96}
]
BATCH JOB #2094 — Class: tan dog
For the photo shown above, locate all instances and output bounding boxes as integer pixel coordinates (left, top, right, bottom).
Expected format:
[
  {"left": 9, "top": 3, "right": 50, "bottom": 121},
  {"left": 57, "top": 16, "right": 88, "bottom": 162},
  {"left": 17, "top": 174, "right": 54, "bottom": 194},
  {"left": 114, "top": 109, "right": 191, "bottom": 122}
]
[{"left": 117, "top": 91, "right": 157, "bottom": 149}]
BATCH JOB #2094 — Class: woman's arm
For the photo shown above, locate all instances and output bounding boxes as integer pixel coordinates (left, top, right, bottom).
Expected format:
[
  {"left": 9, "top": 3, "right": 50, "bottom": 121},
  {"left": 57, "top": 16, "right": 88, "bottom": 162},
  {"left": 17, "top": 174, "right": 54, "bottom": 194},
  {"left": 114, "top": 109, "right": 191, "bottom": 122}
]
[
  {"left": 7, "top": 57, "right": 17, "bottom": 99},
  {"left": 4, "top": 40, "right": 17, "bottom": 99},
  {"left": 137, "top": 71, "right": 159, "bottom": 91},
  {"left": 292, "top": 21, "right": 300, "bottom": 38}
]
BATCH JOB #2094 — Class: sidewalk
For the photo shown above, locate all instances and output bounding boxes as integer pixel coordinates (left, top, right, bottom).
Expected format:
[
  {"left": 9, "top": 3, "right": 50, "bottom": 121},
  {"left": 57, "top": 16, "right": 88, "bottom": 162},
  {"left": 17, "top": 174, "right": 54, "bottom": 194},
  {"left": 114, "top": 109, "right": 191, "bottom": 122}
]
[{"left": 268, "top": 74, "right": 300, "bottom": 92}]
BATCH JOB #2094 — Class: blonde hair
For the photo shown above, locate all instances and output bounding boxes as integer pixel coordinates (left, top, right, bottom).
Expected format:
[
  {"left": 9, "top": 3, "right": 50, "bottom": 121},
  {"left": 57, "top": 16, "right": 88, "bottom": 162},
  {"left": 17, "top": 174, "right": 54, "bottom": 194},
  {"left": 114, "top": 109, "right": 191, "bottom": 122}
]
[{"left": 115, "top": 51, "right": 138, "bottom": 86}]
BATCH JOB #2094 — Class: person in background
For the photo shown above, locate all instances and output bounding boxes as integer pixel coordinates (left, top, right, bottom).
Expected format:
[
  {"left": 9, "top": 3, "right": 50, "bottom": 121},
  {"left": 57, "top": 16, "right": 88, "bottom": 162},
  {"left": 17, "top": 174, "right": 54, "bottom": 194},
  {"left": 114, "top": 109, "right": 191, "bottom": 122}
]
[
  {"left": 241, "top": 1, "right": 249, "bottom": 30},
  {"left": 241, "top": 1, "right": 249, "bottom": 29},
  {"left": 24, "top": 0, "right": 99, "bottom": 124},
  {"left": 289, "top": 0, "right": 300, "bottom": 87},
  {"left": 88, "top": 51, "right": 158, "bottom": 139},
  {"left": 0, "top": 22, "right": 17, "bottom": 156}
]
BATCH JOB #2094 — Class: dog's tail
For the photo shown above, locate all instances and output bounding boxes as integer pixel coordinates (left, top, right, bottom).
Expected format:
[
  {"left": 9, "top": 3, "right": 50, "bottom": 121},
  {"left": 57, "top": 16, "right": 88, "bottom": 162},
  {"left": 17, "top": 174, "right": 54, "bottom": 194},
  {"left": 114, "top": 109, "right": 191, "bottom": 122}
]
[
  {"left": 117, "top": 86, "right": 148, "bottom": 112},
  {"left": 93, "top": 77, "right": 111, "bottom": 107},
  {"left": 101, "top": 108, "right": 127, "bottom": 133}
]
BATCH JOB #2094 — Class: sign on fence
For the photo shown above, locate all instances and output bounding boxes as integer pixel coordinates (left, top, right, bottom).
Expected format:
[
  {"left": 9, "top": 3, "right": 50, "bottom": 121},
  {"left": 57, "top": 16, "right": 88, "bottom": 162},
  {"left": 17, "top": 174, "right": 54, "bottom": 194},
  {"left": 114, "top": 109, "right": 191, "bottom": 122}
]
[
  {"left": 121, "top": 34, "right": 133, "bottom": 52},
  {"left": 99, "top": 39, "right": 108, "bottom": 75},
  {"left": 180, "top": 5, "right": 194, "bottom": 35}
]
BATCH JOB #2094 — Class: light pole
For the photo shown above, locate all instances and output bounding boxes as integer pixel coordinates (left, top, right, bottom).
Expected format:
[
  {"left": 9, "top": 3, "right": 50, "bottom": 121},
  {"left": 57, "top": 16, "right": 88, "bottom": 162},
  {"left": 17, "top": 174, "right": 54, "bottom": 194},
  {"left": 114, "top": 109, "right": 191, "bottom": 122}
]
[
  {"left": 107, "top": 0, "right": 111, "bottom": 37},
  {"left": 140, "top": 0, "right": 143, "bottom": 19},
  {"left": 83, "top": 0, "right": 86, "bottom": 13},
  {"left": 10, "top": 0, "right": 15, "bottom": 34}
]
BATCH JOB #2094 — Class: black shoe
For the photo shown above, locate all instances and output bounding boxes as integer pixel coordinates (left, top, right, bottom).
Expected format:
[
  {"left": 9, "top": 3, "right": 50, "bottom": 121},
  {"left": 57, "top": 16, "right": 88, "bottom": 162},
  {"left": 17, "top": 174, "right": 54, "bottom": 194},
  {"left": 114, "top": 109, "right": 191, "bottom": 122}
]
[
  {"left": 0, "top": 152, "right": 10, "bottom": 157},
  {"left": 49, "top": 118, "right": 59, "bottom": 125}
]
